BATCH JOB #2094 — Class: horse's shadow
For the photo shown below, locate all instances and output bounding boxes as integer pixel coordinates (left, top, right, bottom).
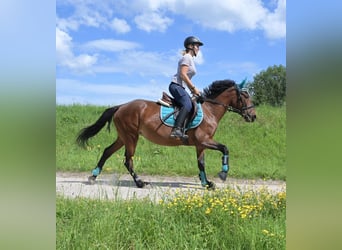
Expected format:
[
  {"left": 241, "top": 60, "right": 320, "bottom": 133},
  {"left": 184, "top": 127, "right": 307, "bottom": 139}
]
[{"left": 59, "top": 178, "right": 203, "bottom": 189}]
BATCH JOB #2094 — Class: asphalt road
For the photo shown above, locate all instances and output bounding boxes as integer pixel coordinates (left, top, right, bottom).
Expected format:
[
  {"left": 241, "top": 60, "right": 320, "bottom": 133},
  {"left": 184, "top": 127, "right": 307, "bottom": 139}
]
[{"left": 56, "top": 172, "right": 286, "bottom": 202}]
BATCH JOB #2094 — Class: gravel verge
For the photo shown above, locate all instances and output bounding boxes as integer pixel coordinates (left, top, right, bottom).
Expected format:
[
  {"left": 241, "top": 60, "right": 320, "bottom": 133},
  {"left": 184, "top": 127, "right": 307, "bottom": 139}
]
[{"left": 56, "top": 172, "right": 286, "bottom": 202}]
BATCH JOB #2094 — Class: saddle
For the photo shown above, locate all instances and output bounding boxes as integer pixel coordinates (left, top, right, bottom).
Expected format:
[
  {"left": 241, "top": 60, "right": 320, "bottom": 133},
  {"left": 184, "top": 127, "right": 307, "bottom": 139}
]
[{"left": 157, "top": 92, "right": 203, "bottom": 129}]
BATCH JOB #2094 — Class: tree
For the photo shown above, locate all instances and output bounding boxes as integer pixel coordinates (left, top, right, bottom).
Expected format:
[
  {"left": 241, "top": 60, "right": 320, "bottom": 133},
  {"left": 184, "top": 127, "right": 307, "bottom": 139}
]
[{"left": 250, "top": 65, "right": 286, "bottom": 106}]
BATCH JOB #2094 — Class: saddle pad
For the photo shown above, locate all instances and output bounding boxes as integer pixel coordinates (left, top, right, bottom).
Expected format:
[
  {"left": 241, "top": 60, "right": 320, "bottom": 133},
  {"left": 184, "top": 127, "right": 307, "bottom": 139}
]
[{"left": 160, "top": 103, "right": 204, "bottom": 130}]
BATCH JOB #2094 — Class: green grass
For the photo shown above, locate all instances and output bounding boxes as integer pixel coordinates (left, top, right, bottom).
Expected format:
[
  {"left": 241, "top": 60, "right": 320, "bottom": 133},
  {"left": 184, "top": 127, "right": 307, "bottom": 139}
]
[
  {"left": 56, "top": 187, "right": 286, "bottom": 249},
  {"left": 56, "top": 104, "right": 286, "bottom": 249},
  {"left": 56, "top": 104, "right": 286, "bottom": 180}
]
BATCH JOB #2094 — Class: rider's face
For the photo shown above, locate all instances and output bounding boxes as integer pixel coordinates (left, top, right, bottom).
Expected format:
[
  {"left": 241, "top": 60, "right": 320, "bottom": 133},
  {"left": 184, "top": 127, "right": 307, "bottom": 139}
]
[{"left": 193, "top": 44, "right": 200, "bottom": 53}]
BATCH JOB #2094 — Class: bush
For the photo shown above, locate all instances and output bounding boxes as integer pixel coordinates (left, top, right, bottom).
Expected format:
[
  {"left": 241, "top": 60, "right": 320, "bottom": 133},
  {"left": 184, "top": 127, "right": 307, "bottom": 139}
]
[{"left": 250, "top": 65, "right": 286, "bottom": 106}]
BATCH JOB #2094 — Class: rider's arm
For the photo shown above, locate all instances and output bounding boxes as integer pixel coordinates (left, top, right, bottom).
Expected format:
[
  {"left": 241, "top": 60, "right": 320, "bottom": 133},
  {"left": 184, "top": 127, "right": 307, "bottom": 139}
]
[{"left": 180, "top": 65, "right": 200, "bottom": 95}]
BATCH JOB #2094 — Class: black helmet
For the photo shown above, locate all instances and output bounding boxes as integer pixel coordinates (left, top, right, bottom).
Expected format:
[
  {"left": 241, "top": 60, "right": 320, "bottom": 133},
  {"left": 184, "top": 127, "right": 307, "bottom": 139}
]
[{"left": 184, "top": 36, "right": 204, "bottom": 48}]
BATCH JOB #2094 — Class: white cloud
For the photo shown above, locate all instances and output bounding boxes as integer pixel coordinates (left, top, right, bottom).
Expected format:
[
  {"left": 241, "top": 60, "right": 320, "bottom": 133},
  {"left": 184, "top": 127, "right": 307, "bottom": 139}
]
[
  {"left": 56, "top": 27, "right": 98, "bottom": 72},
  {"left": 56, "top": 1, "right": 117, "bottom": 31},
  {"left": 56, "top": 16, "right": 80, "bottom": 31},
  {"left": 261, "top": 0, "right": 286, "bottom": 39},
  {"left": 134, "top": 12, "right": 173, "bottom": 32},
  {"left": 163, "top": 0, "right": 285, "bottom": 39},
  {"left": 110, "top": 18, "right": 131, "bottom": 33},
  {"left": 56, "top": 27, "right": 175, "bottom": 76},
  {"left": 61, "top": 0, "right": 111, "bottom": 29},
  {"left": 56, "top": 0, "right": 285, "bottom": 38},
  {"left": 56, "top": 0, "right": 284, "bottom": 76},
  {"left": 135, "top": 0, "right": 285, "bottom": 39},
  {"left": 168, "top": 0, "right": 266, "bottom": 32},
  {"left": 83, "top": 39, "right": 141, "bottom": 52},
  {"left": 56, "top": 27, "right": 73, "bottom": 60},
  {"left": 92, "top": 50, "right": 175, "bottom": 77},
  {"left": 56, "top": 78, "right": 167, "bottom": 105}
]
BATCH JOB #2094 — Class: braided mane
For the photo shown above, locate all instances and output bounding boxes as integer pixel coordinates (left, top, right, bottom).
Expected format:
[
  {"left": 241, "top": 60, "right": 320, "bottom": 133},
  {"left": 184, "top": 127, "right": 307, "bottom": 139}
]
[{"left": 203, "top": 79, "right": 236, "bottom": 99}]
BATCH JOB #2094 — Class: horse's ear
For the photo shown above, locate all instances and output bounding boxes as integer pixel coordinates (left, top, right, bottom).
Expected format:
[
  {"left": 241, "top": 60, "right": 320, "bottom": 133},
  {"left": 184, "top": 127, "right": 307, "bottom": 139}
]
[{"left": 238, "top": 77, "right": 247, "bottom": 89}]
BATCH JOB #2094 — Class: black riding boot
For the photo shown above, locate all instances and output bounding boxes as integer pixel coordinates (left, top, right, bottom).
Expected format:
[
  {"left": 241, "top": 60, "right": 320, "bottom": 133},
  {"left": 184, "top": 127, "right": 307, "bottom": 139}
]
[{"left": 170, "top": 108, "right": 189, "bottom": 139}]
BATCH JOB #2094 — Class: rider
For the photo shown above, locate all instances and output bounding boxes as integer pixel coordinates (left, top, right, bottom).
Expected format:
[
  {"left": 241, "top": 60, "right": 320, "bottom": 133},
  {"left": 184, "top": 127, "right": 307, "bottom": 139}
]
[{"left": 169, "top": 36, "right": 203, "bottom": 139}]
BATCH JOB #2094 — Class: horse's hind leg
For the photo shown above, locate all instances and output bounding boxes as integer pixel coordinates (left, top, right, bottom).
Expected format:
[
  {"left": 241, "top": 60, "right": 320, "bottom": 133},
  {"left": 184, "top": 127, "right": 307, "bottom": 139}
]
[
  {"left": 123, "top": 150, "right": 146, "bottom": 188},
  {"left": 88, "top": 138, "right": 124, "bottom": 183},
  {"left": 196, "top": 147, "right": 215, "bottom": 190},
  {"left": 121, "top": 136, "right": 147, "bottom": 188}
]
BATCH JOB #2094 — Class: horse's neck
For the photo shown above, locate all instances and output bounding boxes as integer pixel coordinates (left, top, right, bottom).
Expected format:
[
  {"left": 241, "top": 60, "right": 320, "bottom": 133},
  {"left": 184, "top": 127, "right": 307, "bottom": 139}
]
[{"left": 204, "top": 99, "right": 227, "bottom": 122}]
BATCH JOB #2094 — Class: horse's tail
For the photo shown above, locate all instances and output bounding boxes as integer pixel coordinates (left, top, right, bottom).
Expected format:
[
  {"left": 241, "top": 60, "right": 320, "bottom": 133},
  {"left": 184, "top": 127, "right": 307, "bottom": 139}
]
[{"left": 76, "top": 105, "right": 121, "bottom": 148}]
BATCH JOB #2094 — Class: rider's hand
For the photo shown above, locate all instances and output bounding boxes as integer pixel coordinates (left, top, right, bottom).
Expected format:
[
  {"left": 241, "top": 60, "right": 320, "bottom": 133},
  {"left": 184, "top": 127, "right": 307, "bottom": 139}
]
[{"left": 192, "top": 87, "right": 201, "bottom": 96}]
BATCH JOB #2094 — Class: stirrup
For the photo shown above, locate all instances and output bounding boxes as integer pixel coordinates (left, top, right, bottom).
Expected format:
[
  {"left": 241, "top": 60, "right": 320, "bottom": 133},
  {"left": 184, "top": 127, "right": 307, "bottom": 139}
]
[
  {"left": 170, "top": 128, "right": 182, "bottom": 138},
  {"left": 170, "top": 128, "right": 188, "bottom": 139},
  {"left": 181, "top": 134, "right": 189, "bottom": 140}
]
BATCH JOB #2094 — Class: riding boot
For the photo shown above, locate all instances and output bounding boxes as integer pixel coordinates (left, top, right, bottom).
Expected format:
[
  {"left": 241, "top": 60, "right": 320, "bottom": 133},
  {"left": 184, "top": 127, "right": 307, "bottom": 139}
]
[{"left": 170, "top": 108, "right": 189, "bottom": 139}]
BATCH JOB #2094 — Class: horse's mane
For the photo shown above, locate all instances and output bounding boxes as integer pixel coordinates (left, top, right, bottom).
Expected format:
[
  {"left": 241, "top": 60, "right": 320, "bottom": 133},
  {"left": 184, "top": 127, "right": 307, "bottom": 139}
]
[{"left": 203, "top": 79, "right": 236, "bottom": 99}]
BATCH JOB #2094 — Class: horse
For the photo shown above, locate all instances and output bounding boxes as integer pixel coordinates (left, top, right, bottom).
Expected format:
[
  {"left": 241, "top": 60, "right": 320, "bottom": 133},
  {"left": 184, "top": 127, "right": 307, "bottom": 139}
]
[{"left": 76, "top": 79, "right": 256, "bottom": 189}]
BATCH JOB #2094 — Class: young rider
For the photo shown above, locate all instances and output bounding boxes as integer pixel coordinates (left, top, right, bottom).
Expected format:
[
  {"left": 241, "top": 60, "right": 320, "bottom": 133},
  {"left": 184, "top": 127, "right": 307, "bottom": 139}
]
[{"left": 169, "top": 36, "right": 203, "bottom": 139}]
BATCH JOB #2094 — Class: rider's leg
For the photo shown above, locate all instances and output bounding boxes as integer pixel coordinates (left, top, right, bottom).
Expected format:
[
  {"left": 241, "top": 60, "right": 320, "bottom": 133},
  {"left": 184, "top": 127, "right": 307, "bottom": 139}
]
[
  {"left": 169, "top": 84, "right": 192, "bottom": 139},
  {"left": 170, "top": 107, "right": 190, "bottom": 139}
]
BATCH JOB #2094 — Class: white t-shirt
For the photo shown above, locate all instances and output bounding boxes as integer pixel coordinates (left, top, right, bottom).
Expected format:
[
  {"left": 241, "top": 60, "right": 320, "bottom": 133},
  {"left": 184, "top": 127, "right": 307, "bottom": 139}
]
[{"left": 172, "top": 53, "right": 196, "bottom": 88}]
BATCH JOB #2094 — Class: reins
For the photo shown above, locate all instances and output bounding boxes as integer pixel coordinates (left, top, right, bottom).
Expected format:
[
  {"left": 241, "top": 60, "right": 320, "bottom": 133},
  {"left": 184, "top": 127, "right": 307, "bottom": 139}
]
[{"left": 197, "top": 86, "right": 254, "bottom": 116}]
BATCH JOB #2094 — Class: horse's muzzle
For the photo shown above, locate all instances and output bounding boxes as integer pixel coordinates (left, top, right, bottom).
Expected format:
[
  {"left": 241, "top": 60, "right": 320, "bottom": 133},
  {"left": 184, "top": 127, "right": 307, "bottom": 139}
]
[{"left": 244, "top": 113, "right": 256, "bottom": 122}]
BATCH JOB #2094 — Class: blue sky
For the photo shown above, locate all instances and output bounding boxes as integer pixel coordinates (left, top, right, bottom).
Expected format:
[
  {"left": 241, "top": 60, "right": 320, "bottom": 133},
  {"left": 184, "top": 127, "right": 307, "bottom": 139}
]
[{"left": 56, "top": 0, "right": 286, "bottom": 106}]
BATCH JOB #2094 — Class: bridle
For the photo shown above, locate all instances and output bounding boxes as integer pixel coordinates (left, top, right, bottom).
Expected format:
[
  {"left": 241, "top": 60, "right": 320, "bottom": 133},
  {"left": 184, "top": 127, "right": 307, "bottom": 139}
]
[{"left": 198, "top": 85, "right": 254, "bottom": 117}]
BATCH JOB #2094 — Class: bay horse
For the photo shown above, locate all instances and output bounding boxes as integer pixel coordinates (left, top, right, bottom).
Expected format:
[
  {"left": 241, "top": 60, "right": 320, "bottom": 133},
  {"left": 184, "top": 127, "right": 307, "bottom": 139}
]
[{"left": 76, "top": 79, "right": 256, "bottom": 189}]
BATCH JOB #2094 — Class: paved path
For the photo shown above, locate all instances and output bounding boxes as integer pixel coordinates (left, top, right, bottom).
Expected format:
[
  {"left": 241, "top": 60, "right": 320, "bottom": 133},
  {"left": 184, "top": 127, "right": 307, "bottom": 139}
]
[{"left": 56, "top": 172, "right": 286, "bottom": 201}]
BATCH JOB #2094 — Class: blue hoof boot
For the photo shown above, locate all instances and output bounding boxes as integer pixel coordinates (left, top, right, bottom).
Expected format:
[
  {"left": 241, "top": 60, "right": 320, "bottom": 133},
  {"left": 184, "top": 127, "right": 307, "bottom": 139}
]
[
  {"left": 199, "top": 173, "right": 208, "bottom": 187},
  {"left": 92, "top": 167, "right": 101, "bottom": 176}
]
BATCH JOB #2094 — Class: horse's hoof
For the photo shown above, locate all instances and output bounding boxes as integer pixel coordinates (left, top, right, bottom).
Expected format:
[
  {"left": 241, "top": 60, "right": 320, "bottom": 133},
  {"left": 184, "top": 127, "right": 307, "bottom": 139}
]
[
  {"left": 135, "top": 179, "right": 145, "bottom": 188},
  {"left": 88, "top": 175, "right": 96, "bottom": 184},
  {"left": 218, "top": 171, "right": 227, "bottom": 181},
  {"left": 206, "top": 181, "right": 216, "bottom": 190}
]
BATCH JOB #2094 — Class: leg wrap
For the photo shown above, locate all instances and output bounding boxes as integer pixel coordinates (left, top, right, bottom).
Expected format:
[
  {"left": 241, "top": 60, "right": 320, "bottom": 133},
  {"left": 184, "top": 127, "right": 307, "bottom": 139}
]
[
  {"left": 92, "top": 166, "right": 101, "bottom": 176},
  {"left": 199, "top": 171, "right": 208, "bottom": 186},
  {"left": 222, "top": 155, "right": 229, "bottom": 172}
]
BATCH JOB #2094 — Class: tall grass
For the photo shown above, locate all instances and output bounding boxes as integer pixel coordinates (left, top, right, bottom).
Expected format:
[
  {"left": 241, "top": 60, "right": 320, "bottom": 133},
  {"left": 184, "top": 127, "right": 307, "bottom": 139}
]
[
  {"left": 56, "top": 104, "right": 285, "bottom": 180},
  {"left": 57, "top": 187, "right": 286, "bottom": 249}
]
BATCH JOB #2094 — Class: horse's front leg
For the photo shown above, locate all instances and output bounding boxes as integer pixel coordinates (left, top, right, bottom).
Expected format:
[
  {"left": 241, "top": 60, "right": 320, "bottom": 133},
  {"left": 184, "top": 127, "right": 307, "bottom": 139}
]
[
  {"left": 201, "top": 141, "right": 230, "bottom": 181},
  {"left": 196, "top": 148, "right": 216, "bottom": 190},
  {"left": 217, "top": 144, "right": 229, "bottom": 181}
]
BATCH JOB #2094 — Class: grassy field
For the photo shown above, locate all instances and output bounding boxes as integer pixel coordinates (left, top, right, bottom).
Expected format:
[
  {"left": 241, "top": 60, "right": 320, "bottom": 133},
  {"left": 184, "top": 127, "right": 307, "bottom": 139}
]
[
  {"left": 56, "top": 103, "right": 286, "bottom": 249},
  {"left": 57, "top": 187, "right": 286, "bottom": 249},
  {"left": 56, "top": 104, "right": 286, "bottom": 180}
]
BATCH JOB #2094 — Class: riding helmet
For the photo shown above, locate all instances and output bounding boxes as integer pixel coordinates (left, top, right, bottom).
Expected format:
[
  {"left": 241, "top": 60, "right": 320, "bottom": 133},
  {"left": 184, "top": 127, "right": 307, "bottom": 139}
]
[{"left": 184, "top": 36, "right": 204, "bottom": 48}]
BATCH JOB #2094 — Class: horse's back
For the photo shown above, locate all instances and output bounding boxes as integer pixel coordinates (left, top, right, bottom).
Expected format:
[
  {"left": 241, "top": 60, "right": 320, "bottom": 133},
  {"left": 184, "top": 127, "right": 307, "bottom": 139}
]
[
  {"left": 117, "top": 99, "right": 158, "bottom": 113},
  {"left": 114, "top": 99, "right": 159, "bottom": 123},
  {"left": 114, "top": 99, "right": 180, "bottom": 143}
]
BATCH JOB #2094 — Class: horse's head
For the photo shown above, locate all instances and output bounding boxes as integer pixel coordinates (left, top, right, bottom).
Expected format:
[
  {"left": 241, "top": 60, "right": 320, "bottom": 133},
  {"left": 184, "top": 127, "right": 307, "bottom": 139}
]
[
  {"left": 203, "top": 79, "right": 256, "bottom": 122},
  {"left": 233, "top": 82, "right": 256, "bottom": 122}
]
